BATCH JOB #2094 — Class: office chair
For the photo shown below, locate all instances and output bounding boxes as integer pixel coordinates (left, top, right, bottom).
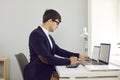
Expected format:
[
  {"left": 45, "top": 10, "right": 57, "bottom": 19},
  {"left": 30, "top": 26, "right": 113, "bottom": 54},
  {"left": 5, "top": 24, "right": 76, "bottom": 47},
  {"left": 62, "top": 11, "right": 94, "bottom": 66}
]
[{"left": 15, "top": 53, "right": 29, "bottom": 80}]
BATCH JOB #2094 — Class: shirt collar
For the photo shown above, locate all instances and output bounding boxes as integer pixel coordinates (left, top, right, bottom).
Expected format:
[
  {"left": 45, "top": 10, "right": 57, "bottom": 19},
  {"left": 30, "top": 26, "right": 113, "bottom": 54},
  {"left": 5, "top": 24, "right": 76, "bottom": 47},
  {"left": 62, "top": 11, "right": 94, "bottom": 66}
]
[{"left": 41, "top": 26, "right": 49, "bottom": 36}]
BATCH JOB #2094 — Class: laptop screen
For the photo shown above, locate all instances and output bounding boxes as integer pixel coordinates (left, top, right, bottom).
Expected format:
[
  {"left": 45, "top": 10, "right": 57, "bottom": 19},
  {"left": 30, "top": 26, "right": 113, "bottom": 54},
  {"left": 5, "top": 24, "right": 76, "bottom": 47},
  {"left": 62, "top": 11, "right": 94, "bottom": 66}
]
[
  {"left": 92, "top": 46, "right": 100, "bottom": 61},
  {"left": 99, "top": 43, "right": 111, "bottom": 64}
]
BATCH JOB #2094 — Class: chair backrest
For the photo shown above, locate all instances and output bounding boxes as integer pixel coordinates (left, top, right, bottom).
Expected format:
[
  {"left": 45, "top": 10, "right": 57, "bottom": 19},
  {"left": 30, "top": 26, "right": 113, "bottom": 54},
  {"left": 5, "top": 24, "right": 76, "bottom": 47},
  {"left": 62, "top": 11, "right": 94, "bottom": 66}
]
[{"left": 15, "top": 53, "right": 29, "bottom": 79}]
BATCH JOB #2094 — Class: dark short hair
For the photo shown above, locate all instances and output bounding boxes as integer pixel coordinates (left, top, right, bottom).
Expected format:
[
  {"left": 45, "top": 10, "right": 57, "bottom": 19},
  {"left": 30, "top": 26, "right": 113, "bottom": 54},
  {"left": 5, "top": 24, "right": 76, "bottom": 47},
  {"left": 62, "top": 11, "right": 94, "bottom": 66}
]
[{"left": 43, "top": 9, "right": 61, "bottom": 23}]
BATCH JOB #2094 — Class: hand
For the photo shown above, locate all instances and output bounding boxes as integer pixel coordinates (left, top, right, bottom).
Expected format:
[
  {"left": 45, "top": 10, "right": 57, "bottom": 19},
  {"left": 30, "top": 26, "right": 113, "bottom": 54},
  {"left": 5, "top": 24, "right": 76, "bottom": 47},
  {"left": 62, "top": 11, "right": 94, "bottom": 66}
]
[
  {"left": 69, "top": 56, "right": 78, "bottom": 65},
  {"left": 79, "top": 54, "right": 90, "bottom": 60}
]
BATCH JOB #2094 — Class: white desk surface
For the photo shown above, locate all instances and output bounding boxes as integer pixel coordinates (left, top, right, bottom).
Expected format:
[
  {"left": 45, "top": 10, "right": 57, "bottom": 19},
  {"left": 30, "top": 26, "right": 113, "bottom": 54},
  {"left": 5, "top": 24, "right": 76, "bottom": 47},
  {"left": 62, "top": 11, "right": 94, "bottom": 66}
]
[{"left": 56, "top": 64, "right": 120, "bottom": 79}]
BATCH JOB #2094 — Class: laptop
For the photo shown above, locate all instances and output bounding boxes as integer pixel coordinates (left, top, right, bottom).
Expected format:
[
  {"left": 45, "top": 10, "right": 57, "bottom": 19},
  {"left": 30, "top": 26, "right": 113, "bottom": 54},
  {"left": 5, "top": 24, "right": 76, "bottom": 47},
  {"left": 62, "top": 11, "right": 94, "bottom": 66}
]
[
  {"left": 79, "top": 46, "right": 101, "bottom": 65},
  {"left": 83, "top": 43, "right": 120, "bottom": 71},
  {"left": 80, "top": 43, "right": 111, "bottom": 66}
]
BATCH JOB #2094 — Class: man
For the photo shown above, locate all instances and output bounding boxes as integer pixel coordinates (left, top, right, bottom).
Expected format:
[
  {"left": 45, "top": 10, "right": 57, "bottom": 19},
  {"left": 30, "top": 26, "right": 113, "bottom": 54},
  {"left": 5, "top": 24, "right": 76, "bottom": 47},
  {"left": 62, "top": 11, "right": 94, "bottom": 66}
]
[{"left": 24, "top": 9, "right": 89, "bottom": 80}]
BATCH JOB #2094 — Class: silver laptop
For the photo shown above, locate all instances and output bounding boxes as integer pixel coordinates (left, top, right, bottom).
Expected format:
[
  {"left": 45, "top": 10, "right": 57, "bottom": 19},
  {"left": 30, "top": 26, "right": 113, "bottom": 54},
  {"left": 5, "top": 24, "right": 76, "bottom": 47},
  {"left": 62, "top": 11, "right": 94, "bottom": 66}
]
[{"left": 80, "top": 43, "right": 111, "bottom": 66}]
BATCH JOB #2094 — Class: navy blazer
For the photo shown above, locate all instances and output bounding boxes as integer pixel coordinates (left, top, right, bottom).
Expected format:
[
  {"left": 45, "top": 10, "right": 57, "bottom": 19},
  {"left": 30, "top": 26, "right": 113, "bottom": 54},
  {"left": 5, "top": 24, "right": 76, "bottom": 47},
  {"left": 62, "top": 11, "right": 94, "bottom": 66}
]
[{"left": 24, "top": 26, "right": 79, "bottom": 80}]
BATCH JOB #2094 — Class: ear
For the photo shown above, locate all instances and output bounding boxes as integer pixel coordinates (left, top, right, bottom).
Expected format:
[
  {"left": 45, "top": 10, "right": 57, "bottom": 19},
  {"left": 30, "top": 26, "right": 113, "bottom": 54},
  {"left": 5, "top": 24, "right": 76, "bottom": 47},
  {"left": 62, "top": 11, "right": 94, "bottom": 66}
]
[
  {"left": 47, "top": 19, "right": 53, "bottom": 25},
  {"left": 48, "top": 19, "right": 52, "bottom": 23}
]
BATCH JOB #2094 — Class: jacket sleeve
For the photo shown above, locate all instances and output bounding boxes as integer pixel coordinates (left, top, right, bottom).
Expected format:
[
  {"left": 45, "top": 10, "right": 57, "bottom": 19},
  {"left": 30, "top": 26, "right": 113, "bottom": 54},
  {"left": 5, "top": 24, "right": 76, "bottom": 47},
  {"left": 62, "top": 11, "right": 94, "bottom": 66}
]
[{"left": 54, "top": 44, "right": 80, "bottom": 58}]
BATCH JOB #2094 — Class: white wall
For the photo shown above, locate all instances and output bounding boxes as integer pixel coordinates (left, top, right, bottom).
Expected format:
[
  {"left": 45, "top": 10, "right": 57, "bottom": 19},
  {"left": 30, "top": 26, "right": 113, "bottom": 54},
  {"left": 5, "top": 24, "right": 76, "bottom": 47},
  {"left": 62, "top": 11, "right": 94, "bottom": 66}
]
[
  {"left": 118, "top": 0, "right": 120, "bottom": 43},
  {"left": 88, "top": 0, "right": 118, "bottom": 57},
  {"left": 117, "top": 0, "right": 120, "bottom": 55},
  {"left": 0, "top": 0, "right": 88, "bottom": 80}
]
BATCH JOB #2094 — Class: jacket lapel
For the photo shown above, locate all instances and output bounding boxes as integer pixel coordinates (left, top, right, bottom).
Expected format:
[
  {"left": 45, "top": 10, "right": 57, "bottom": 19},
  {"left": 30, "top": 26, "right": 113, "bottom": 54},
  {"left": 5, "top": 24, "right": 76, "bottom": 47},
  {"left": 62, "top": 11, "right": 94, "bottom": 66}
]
[{"left": 38, "top": 27, "right": 52, "bottom": 52}]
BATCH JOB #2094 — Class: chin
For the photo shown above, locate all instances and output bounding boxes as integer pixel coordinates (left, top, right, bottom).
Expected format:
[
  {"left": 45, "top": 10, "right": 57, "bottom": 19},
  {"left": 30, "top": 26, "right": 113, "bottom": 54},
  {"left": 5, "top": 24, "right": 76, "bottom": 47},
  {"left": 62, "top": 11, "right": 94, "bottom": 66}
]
[
  {"left": 50, "top": 29, "right": 55, "bottom": 32},
  {"left": 49, "top": 30, "right": 54, "bottom": 32}
]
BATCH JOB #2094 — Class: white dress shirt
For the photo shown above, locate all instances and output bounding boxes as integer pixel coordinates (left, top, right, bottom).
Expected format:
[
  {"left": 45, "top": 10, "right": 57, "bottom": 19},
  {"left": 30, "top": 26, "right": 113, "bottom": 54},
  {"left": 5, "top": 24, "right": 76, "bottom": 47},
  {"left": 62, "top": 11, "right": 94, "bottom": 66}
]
[{"left": 41, "top": 26, "right": 53, "bottom": 49}]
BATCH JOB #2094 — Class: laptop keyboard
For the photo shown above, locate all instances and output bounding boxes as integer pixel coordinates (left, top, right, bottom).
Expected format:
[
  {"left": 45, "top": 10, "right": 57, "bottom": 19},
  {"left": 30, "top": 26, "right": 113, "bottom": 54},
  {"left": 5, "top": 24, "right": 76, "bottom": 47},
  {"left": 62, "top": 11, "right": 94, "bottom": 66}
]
[{"left": 79, "top": 60, "right": 104, "bottom": 66}]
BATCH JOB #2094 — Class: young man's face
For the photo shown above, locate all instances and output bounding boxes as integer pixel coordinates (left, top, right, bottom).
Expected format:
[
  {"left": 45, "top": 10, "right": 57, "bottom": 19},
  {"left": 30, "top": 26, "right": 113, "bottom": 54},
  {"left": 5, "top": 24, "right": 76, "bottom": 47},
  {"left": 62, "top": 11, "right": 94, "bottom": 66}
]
[{"left": 49, "top": 19, "right": 60, "bottom": 32}]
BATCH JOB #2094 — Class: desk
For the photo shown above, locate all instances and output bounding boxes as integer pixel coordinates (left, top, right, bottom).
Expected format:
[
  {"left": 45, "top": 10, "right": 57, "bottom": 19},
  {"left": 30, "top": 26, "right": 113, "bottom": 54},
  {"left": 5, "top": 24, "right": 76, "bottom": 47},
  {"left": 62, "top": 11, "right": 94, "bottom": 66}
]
[{"left": 56, "top": 65, "right": 120, "bottom": 80}]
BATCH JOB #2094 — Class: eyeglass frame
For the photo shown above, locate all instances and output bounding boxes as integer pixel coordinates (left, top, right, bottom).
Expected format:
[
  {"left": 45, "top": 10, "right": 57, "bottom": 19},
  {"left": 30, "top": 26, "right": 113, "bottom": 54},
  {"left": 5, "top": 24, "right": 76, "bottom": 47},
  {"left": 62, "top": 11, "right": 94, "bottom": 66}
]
[{"left": 52, "top": 20, "right": 60, "bottom": 25}]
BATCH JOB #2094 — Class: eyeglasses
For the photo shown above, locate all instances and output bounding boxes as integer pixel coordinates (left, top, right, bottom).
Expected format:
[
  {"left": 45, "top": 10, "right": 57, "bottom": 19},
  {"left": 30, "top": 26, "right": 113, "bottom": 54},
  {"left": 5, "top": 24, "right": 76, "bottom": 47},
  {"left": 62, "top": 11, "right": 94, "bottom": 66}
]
[{"left": 53, "top": 20, "right": 60, "bottom": 25}]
